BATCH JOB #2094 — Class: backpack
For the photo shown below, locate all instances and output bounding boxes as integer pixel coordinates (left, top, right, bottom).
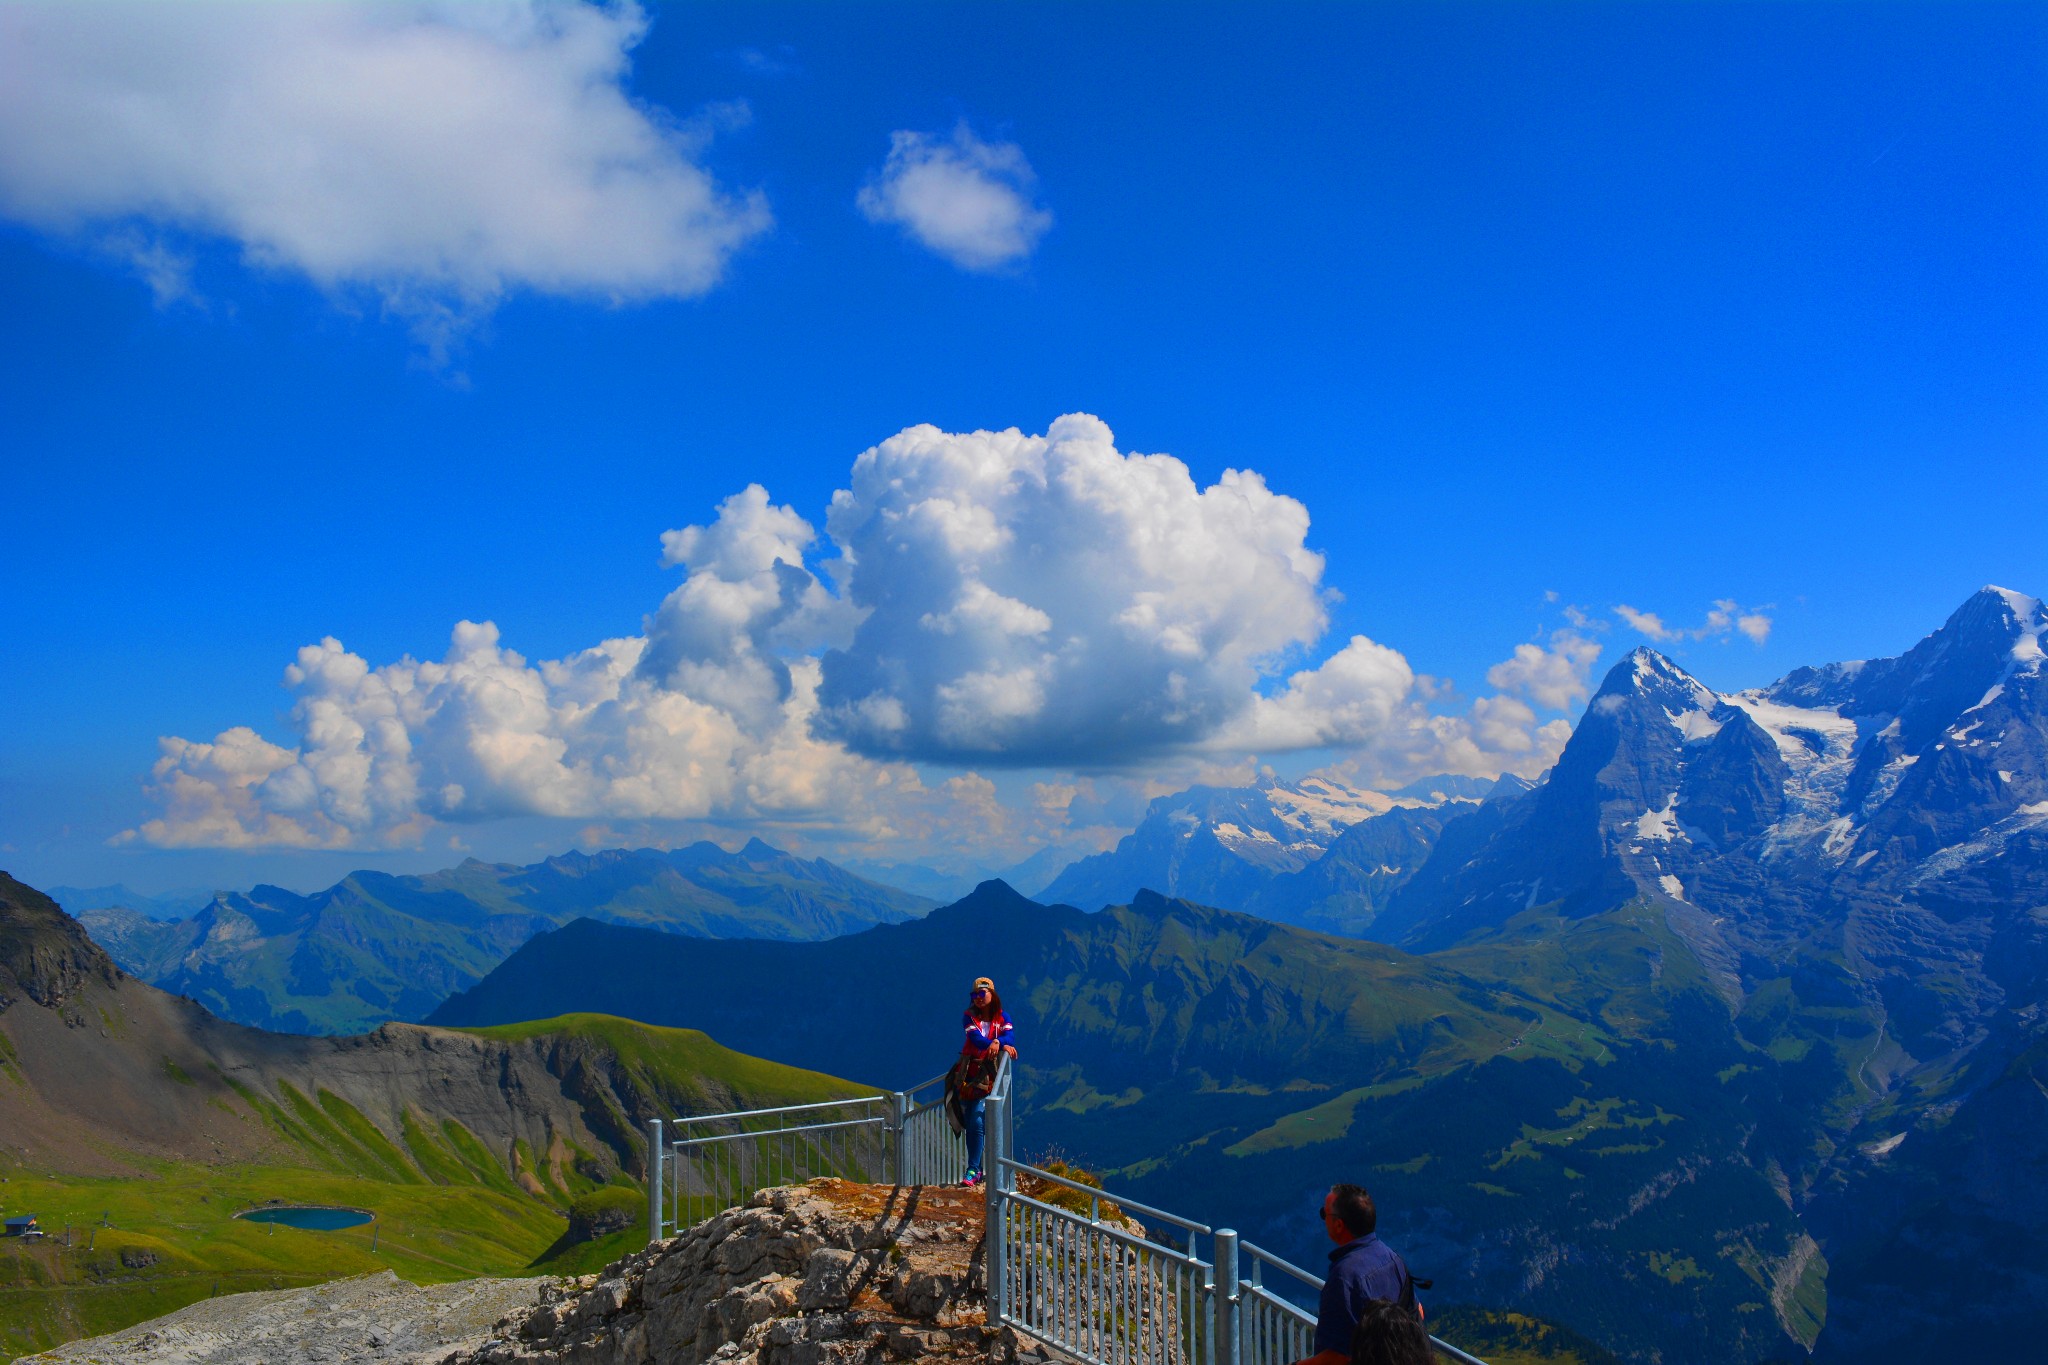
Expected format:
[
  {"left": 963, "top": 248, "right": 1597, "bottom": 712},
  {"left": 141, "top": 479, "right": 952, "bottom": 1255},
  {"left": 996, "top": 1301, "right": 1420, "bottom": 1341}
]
[{"left": 1396, "top": 1253, "right": 1431, "bottom": 1318}]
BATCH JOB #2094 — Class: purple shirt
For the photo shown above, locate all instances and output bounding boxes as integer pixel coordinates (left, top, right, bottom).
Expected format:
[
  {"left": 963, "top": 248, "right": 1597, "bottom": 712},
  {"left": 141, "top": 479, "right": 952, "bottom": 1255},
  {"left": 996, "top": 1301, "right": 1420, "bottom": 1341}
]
[{"left": 1313, "top": 1235, "right": 1411, "bottom": 1356}]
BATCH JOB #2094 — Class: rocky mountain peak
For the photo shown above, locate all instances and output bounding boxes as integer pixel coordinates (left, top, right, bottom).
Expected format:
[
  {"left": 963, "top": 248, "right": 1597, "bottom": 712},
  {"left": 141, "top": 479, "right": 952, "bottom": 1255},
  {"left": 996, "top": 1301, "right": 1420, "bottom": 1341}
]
[
  {"left": 1600, "top": 646, "right": 1718, "bottom": 713},
  {"left": 1765, "top": 585, "right": 2043, "bottom": 720},
  {"left": 0, "top": 870, "right": 122, "bottom": 1011}
]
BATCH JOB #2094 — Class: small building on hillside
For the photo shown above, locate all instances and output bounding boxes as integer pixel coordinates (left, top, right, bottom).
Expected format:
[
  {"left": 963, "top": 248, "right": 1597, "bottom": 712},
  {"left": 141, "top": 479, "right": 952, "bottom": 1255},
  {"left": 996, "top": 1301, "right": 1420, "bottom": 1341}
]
[{"left": 3, "top": 1215, "right": 39, "bottom": 1236}]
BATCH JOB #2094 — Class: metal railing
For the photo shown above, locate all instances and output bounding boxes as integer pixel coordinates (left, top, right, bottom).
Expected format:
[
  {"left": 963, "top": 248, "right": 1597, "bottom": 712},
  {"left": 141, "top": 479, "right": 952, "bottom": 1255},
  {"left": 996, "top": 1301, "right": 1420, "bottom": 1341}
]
[
  {"left": 648, "top": 1094, "right": 891, "bottom": 1240},
  {"left": 898, "top": 1068, "right": 969, "bottom": 1187},
  {"left": 645, "top": 1066, "right": 978, "bottom": 1240},
  {"left": 646, "top": 1056, "right": 1486, "bottom": 1364}
]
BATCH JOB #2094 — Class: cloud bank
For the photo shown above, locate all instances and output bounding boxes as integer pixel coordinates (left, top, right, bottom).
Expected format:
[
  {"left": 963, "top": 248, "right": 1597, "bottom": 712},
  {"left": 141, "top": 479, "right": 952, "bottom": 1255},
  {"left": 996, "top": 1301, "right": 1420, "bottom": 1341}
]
[
  {"left": 130, "top": 415, "right": 1574, "bottom": 853},
  {"left": 858, "top": 123, "right": 1052, "bottom": 271},
  {"left": 0, "top": 1, "right": 768, "bottom": 346}
]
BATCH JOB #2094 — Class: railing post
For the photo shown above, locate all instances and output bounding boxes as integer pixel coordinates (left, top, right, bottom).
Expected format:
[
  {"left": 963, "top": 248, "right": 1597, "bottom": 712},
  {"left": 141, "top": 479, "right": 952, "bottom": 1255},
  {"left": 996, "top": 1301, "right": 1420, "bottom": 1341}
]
[
  {"left": 1214, "top": 1229, "right": 1240, "bottom": 1365},
  {"left": 984, "top": 1089, "right": 1007, "bottom": 1324},
  {"left": 647, "top": 1118, "right": 664, "bottom": 1247},
  {"left": 891, "top": 1091, "right": 910, "bottom": 1186}
]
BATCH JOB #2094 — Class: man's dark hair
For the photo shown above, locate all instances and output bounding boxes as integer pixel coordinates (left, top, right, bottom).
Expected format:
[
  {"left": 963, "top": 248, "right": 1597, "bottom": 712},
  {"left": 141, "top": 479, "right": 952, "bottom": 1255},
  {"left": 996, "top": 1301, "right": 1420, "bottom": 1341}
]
[
  {"left": 1349, "top": 1298, "right": 1430, "bottom": 1365},
  {"left": 1329, "top": 1183, "right": 1376, "bottom": 1237}
]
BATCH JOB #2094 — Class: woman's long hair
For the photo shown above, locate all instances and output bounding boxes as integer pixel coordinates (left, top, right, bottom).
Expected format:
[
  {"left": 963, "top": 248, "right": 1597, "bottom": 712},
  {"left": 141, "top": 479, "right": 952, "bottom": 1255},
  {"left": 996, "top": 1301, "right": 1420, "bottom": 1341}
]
[{"left": 969, "top": 984, "right": 1006, "bottom": 1021}]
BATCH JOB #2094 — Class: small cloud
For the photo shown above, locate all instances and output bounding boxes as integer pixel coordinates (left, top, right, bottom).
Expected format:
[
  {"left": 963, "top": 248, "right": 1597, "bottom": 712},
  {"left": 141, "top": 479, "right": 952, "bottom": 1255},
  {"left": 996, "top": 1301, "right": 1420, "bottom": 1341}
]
[
  {"left": 101, "top": 230, "right": 198, "bottom": 308},
  {"left": 1614, "top": 605, "right": 1674, "bottom": 640},
  {"left": 857, "top": 122, "right": 1052, "bottom": 272},
  {"left": 728, "top": 45, "right": 799, "bottom": 77},
  {"left": 1486, "top": 630, "right": 1603, "bottom": 712},
  {"left": 1561, "top": 603, "right": 1604, "bottom": 632},
  {"left": 1615, "top": 598, "right": 1773, "bottom": 647}
]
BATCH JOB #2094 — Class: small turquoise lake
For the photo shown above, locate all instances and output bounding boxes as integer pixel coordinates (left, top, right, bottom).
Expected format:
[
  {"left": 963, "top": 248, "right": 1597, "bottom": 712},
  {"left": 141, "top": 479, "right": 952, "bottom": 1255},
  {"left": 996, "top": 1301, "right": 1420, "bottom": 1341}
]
[{"left": 235, "top": 1206, "right": 374, "bottom": 1230}]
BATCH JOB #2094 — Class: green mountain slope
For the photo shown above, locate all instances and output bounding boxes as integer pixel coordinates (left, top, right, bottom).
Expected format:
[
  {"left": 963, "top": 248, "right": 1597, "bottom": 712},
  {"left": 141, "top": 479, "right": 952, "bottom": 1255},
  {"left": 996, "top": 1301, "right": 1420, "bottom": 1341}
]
[
  {"left": 78, "top": 840, "right": 932, "bottom": 1035},
  {"left": 0, "top": 873, "right": 869, "bottom": 1362}
]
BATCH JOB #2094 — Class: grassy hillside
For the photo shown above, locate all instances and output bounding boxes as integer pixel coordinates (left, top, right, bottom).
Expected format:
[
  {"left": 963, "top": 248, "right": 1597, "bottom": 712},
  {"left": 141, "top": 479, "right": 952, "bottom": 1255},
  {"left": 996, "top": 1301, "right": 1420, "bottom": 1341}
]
[{"left": 0, "top": 1010, "right": 867, "bottom": 1364}]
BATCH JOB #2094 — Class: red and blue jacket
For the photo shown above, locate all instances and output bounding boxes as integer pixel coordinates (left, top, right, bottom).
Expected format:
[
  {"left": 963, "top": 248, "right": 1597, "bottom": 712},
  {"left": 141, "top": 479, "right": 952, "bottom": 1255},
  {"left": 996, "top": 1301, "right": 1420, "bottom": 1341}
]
[{"left": 962, "top": 1008, "right": 1015, "bottom": 1056}]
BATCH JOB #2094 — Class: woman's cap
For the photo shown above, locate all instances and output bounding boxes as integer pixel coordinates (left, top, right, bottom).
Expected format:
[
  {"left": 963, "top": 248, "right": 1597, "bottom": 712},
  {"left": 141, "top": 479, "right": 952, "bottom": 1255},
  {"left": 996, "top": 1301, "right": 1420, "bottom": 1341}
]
[{"left": 973, "top": 977, "right": 995, "bottom": 991}]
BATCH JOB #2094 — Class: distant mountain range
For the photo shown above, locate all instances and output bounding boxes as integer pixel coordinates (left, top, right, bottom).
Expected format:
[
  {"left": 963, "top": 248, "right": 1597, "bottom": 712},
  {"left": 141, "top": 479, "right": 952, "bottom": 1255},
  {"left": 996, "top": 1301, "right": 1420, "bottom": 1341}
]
[
  {"left": 47, "top": 882, "right": 215, "bottom": 922},
  {"left": 1038, "top": 772, "right": 1503, "bottom": 929},
  {"left": 79, "top": 841, "right": 931, "bottom": 1035},
  {"left": 424, "top": 586, "right": 2048, "bottom": 1364}
]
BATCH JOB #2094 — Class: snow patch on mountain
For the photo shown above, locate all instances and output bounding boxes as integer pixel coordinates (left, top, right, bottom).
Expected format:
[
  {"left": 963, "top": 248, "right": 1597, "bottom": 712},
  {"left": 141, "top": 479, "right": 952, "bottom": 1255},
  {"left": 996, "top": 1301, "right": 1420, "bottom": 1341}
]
[
  {"left": 1636, "top": 797, "right": 1683, "bottom": 842},
  {"left": 1908, "top": 801, "right": 2048, "bottom": 885},
  {"left": 1719, "top": 693, "right": 1867, "bottom": 860},
  {"left": 1264, "top": 776, "right": 1398, "bottom": 835},
  {"left": 1667, "top": 706, "right": 1725, "bottom": 744}
]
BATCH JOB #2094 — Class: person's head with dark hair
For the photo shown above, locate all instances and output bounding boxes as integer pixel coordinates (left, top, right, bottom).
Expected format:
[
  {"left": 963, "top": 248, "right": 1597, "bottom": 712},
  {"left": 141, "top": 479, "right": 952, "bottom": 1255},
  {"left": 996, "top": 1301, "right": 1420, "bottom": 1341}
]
[
  {"left": 1323, "top": 1183, "right": 1377, "bottom": 1241},
  {"left": 1348, "top": 1298, "right": 1430, "bottom": 1365},
  {"left": 968, "top": 976, "right": 1005, "bottom": 1022}
]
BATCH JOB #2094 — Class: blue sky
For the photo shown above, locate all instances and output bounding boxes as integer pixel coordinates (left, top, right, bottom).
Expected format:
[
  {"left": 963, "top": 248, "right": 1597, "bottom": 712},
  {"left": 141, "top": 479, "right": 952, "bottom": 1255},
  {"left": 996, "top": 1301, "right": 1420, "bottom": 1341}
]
[{"left": 1, "top": 1, "right": 2043, "bottom": 896}]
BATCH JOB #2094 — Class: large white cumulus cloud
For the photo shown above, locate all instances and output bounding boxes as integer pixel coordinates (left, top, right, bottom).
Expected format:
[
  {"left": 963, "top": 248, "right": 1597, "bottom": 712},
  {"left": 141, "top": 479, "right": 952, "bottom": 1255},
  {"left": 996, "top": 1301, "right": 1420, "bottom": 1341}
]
[
  {"left": 0, "top": 1, "right": 769, "bottom": 340},
  {"left": 815, "top": 414, "right": 1398, "bottom": 765},
  {"left": 131, "top": 480, "right": 909, "bottom": 848},
  {"left": 130, "top": 415, "right": 1575, "bottom": 851}
]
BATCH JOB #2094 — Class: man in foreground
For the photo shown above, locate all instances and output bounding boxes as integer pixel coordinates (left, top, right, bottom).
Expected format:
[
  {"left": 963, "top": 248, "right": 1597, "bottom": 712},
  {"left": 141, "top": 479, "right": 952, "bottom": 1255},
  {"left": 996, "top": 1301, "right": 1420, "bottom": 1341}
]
[{"left": 1291, "top": 1183, "right": 1419, "bottom": 1365}]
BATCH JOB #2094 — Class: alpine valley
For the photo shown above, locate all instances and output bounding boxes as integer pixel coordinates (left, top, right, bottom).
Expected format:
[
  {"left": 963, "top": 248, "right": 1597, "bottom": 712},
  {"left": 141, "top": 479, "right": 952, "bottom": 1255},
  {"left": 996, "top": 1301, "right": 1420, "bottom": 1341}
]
[
  {"left": 421, "top": 587, "right": 2048, "bottom": 1365},
  {"left": 0, "top": 873, "right": 877, "bottom": 1362}
]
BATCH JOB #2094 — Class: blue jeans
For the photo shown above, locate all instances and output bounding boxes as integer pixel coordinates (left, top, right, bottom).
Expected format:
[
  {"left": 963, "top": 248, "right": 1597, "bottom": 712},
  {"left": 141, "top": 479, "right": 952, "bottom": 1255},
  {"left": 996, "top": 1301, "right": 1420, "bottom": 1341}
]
[{"left": 963, "top": 1097, "right": 987, "bottom": 1174}]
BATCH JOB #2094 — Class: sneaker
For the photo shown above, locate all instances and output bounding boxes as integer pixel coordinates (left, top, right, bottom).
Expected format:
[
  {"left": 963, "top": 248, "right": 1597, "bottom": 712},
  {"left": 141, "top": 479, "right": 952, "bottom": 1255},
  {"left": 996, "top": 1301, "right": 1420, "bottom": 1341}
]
[{"left": 959, "top": 1170, "right": 982, "bottom": 1187}]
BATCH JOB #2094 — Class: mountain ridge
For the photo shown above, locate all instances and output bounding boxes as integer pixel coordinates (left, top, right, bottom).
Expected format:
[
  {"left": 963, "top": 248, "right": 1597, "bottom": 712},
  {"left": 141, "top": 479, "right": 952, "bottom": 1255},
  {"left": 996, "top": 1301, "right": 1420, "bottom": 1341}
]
[
  {"left": 79, "top": 841, "right": 933, "bottom": 1035},
  {"left": 1039, "top": 772, "right": 1489, "bottom": 923}
]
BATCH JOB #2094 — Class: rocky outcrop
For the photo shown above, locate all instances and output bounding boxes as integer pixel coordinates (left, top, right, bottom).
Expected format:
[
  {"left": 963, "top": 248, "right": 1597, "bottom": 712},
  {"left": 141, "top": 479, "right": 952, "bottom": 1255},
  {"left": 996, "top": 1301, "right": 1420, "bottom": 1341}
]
[
  {"left": 454, "top": 1179, "right": 1000, "bottom": 1365},
  {"left": 0, "top": 872, "right": 121, "bottom": 1012}
]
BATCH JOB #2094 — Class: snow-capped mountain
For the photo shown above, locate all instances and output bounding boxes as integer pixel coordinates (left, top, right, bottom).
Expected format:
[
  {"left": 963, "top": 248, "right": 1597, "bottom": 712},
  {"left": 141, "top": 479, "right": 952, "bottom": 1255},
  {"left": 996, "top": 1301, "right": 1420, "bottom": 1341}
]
[
  {"left": 1039, "top": 773, "right": 1487, "bottom": 913},
  {"left": 1374, "top": 586, "right": 2048, "bottom": 964},
  {"left": 1359, "top": 587, "right": 2048, "bottom": 1358}
]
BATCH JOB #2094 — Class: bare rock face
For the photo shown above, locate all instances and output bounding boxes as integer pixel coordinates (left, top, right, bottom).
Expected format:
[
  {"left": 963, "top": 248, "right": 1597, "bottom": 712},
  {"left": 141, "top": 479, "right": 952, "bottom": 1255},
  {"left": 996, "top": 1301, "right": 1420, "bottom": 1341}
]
[
  {"left": 0, "top": 872, "right": 122, "bottom": 1013},
  {"left": 453, "top": 1179, "right": 997, "bottom": 1365}
]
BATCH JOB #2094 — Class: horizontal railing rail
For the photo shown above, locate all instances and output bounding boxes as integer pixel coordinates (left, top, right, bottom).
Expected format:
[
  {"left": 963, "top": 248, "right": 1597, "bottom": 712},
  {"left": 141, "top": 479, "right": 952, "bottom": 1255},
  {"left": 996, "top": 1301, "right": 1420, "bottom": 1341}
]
[
  {"left": 1011, "top": 1159, "right": 1212, "bottom": 1237},
  {"left": 672, "top": 1094, "right": 888, "bottom": 1128}
]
